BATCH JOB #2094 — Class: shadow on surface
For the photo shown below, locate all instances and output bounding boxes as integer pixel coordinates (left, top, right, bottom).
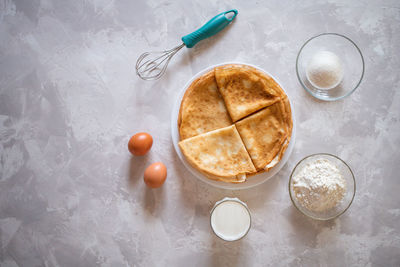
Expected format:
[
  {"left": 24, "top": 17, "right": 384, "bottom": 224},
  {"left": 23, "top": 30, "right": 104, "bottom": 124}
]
[
  {"left": 285, "top": 205, "right": 337, "bottom": 247},
  {"left": 127, "top": 154, "right": 166, "bottom": 216},
  {"left": 170, "top": 143, "right": 199, "bottom": 200},
  {"left": 143, "top": 185, "right": 165, "bottom": 216},
  {"left": 209, "top": 233, "right": 245, "bottom": 267},
  {"left": 127, "top": 155, "right": 149, "bottom": 189}
]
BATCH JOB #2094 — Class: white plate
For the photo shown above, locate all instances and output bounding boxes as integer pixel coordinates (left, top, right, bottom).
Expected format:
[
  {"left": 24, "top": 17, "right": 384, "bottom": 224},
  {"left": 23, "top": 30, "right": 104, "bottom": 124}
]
[{"left": 171, "top": 62, "right": 296, "bottom": 190}]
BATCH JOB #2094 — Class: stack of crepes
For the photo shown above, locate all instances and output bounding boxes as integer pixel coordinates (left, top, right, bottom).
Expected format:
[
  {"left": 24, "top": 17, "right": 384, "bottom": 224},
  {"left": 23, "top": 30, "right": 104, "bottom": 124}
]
[{"left": 178, "top": 64, "right": 293, "bottom": 183}]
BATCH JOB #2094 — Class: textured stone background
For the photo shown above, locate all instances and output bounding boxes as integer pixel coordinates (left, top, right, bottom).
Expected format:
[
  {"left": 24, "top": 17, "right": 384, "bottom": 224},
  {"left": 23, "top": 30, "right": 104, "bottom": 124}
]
[{"left": 1, "top": 0, "right": 400, "bottom": 266}]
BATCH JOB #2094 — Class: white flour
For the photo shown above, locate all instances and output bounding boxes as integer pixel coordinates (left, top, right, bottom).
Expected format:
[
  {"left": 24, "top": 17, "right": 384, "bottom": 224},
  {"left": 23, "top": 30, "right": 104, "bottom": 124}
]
[{"left": 292, "top": 158, "right": 346, "bottom": 212}]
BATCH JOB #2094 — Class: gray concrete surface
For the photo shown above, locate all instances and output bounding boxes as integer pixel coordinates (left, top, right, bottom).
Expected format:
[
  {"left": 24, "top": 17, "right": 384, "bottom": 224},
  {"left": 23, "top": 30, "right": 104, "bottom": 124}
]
[{"left": 0, "top": 0, "right": 399, "bottom": 266}]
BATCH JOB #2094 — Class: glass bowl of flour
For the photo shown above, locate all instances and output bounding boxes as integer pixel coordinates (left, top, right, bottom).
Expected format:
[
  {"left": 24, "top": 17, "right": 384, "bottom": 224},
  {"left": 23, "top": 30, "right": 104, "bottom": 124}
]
[
  {"left": 289, "top": 153, "right": 356, "bottom": 220},
  {"left": 296, "top": 33, "right": 364, "bottom": 101}
]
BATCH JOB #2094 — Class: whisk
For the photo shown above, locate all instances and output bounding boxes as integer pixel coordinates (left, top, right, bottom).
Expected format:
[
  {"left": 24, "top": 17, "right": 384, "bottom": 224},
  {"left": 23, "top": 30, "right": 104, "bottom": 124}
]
[{"left": 136, "top": 9, "right": 238, "bottom": 81}]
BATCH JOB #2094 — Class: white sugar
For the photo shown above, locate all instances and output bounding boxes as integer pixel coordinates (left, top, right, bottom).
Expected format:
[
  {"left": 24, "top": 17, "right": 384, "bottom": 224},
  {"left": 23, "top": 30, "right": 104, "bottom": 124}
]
[{"left": 306, "top": 51, "right": 344, "bottom": 90}]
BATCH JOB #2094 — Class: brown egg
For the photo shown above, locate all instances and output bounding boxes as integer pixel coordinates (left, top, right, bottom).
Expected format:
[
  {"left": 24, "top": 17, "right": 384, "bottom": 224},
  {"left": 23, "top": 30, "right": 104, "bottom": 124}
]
[
  {"left": 128, "top": 132, "right": 153, "bottom": 156},
  {"left": 144, "top": 162, "right": 167, "bottom": 188}
]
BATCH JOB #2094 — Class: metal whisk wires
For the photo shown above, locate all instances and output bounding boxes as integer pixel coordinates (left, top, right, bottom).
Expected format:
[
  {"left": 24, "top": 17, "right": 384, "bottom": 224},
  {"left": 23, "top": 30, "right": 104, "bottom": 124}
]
[{"left": 136, "top": 43, "right": 185, "bottom": 81}]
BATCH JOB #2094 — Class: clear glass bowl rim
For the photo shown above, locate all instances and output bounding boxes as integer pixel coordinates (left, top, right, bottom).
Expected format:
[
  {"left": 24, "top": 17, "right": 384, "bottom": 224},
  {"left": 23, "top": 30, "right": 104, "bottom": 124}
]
[
  {"left": 210, "top": 197, "right": 252, "bottom": 241},
  {"left": 288, "top": 153, "right": 356, "bottom": 220},
  {"left": 295, "top": 32, "right": 365, "bottom": 101}
]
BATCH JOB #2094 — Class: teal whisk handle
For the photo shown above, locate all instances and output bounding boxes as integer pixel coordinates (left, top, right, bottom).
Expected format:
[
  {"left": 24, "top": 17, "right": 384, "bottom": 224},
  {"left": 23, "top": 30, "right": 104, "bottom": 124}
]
[{"left": 181, "top": 9, "right": 238, "bottom": 48}]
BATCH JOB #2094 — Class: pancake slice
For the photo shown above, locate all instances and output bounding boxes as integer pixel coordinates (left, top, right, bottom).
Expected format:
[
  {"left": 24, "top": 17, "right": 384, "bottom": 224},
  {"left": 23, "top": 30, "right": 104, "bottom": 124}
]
[
  {"left": 262, "top": 96, "right": 293, "bottom": 171},
  {"left": 235, "top": 100, "right": 292, "bottom": 171},
  {"left": 178, "top": 125, "right": 256, "bottom": 182},
  {"left": 215, "top": 64, "right": 284, "bottom": 122},
  {"left": 282, "top": 95, "right": 293, "bottom": 140},
  {"left": 178, "top": 70, "right": 232, "bottom": 140}
]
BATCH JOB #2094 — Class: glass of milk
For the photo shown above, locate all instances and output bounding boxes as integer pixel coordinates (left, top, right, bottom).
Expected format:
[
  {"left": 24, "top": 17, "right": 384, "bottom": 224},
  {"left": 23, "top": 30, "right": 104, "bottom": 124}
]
[{"left": 210, "top": 197, "right": 251, "bottom": 241}]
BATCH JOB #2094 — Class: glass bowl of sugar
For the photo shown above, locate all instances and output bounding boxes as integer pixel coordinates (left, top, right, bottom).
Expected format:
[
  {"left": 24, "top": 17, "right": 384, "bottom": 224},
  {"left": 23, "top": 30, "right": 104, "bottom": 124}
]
[
  {"left": 296, "top": 33, "right": 364, "bottom": 101},
  {"left": 289, "top": 153, "right": 356, "bottom": 220}
]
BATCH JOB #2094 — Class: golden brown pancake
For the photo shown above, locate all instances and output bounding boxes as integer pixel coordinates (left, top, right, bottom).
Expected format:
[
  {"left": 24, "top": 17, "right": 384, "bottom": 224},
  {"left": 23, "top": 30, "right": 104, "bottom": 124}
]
[
  {"left": 282, "top": 96, "right": 293, "bottom": 139},
  {"left": 178, "top": 125, "right": 256, "bottom": 183},
  {"left": 215, "top": 64, "right": 284, "bottom": 122},
  {"left": 178, "top": 69, "right": 232, "bottom": 140},
  {"left": 177, "top": 64, "right": 293, "bottom": 183},
  {"left": 235, "top": 99, "right": 292, "bottom": 172},
  {"left": 262, "top": 96, "right": 292, "bottom": 171}
]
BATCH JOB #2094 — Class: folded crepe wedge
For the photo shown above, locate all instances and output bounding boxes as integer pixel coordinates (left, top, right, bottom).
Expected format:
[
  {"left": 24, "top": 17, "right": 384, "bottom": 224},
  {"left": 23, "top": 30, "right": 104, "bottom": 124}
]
[
  {"left": 235, "top": 99, "right": 293, "bottom": 172},
  {"left": 178, "top": 69, "right": 232, "bottom": 140},
  {"left": 264, "top": 96, "right": 293, "bottom": 170},
  {"left": 178, "top": 125, "right": 256, "bottom": 183},
  {"left": 215, "top": 64, "right": 285, "bottom": 122}
]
